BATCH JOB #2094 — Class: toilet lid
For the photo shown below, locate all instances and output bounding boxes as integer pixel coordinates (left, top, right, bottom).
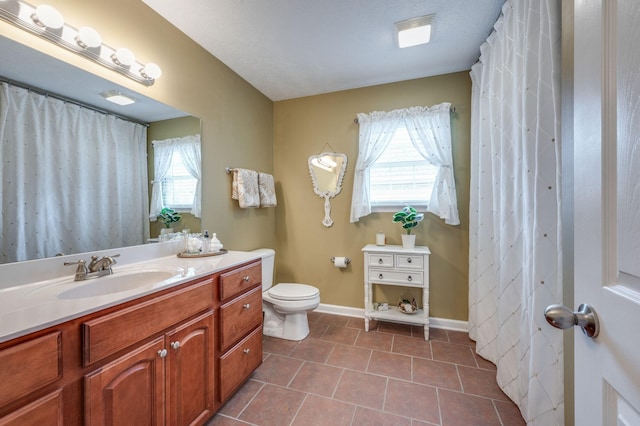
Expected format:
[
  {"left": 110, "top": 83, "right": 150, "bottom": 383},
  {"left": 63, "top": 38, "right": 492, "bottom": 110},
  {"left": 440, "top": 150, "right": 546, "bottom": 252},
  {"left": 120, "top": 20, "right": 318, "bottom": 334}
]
[{"left": 268, "top": 283, "right": 319, "bottom": 301}]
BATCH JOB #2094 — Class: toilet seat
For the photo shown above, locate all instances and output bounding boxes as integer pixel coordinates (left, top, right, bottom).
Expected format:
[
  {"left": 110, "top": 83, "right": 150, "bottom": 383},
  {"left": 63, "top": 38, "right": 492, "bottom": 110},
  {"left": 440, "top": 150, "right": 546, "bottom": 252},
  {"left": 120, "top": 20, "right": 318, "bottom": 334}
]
[{"left": 268, "top": 283, "right": 319, "bottom": 301}]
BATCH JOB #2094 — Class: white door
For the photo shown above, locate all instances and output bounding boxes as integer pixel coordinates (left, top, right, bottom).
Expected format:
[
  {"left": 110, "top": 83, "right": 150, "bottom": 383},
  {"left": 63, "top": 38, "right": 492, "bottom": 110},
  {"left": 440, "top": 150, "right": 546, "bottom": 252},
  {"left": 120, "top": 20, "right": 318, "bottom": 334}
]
[{"left": 572, "top": 0, "right": 640, "bottom": 424}]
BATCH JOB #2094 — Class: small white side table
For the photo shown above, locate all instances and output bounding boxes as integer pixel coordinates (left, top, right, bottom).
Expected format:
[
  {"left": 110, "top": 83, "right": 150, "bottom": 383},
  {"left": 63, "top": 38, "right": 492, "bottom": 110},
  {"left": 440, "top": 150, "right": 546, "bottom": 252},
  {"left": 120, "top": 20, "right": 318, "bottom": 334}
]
[{"left": 362, "top": 244, "right": 431, "bottom": 340}]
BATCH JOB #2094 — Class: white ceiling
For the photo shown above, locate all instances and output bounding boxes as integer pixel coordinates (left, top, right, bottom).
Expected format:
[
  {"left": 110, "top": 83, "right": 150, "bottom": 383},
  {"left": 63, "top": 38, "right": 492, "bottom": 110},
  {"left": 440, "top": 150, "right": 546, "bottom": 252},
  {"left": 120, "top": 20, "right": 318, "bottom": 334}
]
[{"left": 142, "top": 0, "right": 505, "bottom": 101}]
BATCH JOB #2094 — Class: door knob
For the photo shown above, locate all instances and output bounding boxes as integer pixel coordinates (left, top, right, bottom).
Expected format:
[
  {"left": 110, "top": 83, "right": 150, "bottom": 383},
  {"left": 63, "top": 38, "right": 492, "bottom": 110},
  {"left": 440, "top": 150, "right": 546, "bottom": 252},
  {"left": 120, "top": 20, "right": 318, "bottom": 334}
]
[{"left": 544, "top": 303, "right": 599, "bottom": 338}]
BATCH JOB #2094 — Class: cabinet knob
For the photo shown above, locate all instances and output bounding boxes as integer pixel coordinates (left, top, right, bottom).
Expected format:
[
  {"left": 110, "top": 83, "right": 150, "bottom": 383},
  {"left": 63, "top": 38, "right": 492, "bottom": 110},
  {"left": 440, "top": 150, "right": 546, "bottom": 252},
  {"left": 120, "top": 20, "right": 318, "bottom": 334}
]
[
  {"left": 378, "top": 258, "right": 383, "bottom": 264},
  {"left": 171, "top": 341, "right": 181, "bottom": 350},
  {"left": 407, "top": 275, "right": 413, "bottom": 282},
  {"left": 407, "top": 257, "right": 412, "bottom": 263},
  {"left": 243, "top": 348, "right": 250, "bottom": 354},
  {"left": 243, "top": 276, "right": 251, "bottom": 282},
  {"left": 243, "top": 303, "right": 251, "bottom": 310},
  {"left": 378, "top": 273, "right": 384, "bottom": 279},
  {"left": 158, "top": 349, "right": 168, "bottom": 358}
]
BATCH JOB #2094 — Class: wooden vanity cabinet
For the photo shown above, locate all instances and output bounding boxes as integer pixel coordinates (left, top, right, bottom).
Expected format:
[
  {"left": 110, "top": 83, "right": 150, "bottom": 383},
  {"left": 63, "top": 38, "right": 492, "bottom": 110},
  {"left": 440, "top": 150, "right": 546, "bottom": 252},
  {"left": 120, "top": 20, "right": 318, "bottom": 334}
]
[{"left": 0, "top": 259, "right": 263, "bottom": 425}]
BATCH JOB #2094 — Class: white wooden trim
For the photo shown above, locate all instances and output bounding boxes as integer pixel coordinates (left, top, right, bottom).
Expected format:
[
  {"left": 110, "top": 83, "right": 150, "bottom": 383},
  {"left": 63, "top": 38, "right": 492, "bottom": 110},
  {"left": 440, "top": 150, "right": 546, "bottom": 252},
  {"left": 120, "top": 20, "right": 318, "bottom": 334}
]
[{"left": 314, "top": 303, "right": 469, "bottom": 332}]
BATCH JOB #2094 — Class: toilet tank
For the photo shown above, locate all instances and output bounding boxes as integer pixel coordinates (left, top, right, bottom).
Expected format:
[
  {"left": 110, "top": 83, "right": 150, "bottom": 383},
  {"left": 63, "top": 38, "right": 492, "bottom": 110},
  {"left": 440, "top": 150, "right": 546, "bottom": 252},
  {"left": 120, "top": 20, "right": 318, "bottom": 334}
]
[{"left": 251, "top": 248, "right": 275, "bottom": 290}]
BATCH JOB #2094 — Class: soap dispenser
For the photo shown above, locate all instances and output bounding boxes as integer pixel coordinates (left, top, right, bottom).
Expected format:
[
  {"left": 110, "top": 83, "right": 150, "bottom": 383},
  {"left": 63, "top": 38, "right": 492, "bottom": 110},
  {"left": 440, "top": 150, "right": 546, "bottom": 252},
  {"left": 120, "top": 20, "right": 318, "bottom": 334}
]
[
  {"left": 210, "top": 233, "right": 223, "bottom": 252},
  {"left": 201, "top": 230, "right": 211, "bottom": 253}
]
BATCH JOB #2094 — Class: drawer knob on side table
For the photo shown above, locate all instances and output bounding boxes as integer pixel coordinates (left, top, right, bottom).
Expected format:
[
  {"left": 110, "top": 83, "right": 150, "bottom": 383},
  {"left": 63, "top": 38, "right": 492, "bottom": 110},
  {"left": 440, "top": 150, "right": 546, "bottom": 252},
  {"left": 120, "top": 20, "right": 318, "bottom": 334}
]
[
  {"left": 379, "top": 273, "right": 384, "bottom": 279},
  {"left": 407, "top": 258, "right": 412, "bottom": 263},
  {"left": 407, "top": 275, "right": 412, "bottom": 282}
]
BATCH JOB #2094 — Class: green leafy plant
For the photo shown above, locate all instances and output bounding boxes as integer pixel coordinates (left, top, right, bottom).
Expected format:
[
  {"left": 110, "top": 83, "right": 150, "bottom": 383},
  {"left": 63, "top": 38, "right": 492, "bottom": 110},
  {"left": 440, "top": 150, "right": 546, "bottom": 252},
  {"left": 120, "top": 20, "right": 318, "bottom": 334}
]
[
  {"left": 157, "top": 207, "right": 182, "bottom": 228},
  {"left": 392, "top": 206, "right": 424, "bottom": 235}
]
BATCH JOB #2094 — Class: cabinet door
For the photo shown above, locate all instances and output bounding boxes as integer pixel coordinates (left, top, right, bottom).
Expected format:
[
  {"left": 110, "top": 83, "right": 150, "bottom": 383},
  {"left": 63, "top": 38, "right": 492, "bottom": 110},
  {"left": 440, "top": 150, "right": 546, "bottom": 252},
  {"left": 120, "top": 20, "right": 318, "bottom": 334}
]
[
  {"left": 85, "top": 337, "right": 165, "bottom": 426},
  {"left": 166, "top": 311, "right": 214, "bottom": 426},
  {"left": 0, "top": 389, "right": 63, "bottom": 426}
]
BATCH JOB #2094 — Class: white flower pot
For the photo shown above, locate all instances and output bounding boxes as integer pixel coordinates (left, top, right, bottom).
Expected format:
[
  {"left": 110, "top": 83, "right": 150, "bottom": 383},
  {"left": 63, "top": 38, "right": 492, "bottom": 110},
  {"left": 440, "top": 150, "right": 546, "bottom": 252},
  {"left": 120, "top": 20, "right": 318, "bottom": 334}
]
[{"left": 401, "top": 234, "right": 416, "bottom": 249}]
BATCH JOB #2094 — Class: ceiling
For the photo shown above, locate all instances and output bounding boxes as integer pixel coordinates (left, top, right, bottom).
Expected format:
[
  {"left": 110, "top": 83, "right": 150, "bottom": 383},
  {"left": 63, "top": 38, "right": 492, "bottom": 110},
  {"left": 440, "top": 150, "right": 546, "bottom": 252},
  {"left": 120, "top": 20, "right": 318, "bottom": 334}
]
[{"left": 142, "top": 0, "right": 505, "bottom": 101}]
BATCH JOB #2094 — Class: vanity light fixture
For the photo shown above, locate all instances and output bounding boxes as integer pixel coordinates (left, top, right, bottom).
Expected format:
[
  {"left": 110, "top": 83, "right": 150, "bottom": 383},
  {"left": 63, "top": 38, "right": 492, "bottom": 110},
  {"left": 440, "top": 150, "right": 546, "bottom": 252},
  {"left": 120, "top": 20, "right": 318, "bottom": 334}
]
[
  {"left": 0, "top": 0, "right": 162, "bottom": 86},
  {"left": 395, "top": 14, "right": 434, "bottom": 48},
  {"left": 101, "top": 90, "right": 135, "bottom": 106}
]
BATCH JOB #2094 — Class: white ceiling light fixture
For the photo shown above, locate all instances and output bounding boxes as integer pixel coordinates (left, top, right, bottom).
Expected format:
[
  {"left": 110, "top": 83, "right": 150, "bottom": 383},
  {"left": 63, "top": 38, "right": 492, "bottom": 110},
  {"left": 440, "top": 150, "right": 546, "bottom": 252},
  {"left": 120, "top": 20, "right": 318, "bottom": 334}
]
[
  {"left": 101, "top": 90, "right": 136, "bottom": 106},
  {"left": 75, "top": 26, "right": 102, "bottom": 49},
  {"left": 31, "top": 4, "right": 63, "bottom": 29},
  {"left": 395, "top": 14, "right": 434, "bottom": 48},
  {"left": 0, "top": 0, "right": 162, "bottom": 86}
]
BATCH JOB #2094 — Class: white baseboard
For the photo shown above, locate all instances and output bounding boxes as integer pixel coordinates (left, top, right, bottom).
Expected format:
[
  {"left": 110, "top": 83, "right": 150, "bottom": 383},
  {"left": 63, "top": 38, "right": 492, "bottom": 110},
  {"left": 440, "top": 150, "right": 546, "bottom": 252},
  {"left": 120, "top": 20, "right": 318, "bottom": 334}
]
[{"left": 314, "top": 303, "right": 469, "bottom": 332}]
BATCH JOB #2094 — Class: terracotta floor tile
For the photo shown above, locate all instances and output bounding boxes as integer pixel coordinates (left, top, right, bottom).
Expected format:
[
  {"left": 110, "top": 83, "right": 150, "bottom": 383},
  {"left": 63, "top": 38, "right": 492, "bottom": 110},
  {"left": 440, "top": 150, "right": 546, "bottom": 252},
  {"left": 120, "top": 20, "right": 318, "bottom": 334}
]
[
  {"left": 431, "top": 341, "right": 477, "bottom": 367},
  {"left": 392, "top": 334, "right": 432, "bottom": 359},
  {"left": 289, "top": 338, "right": 335, "bottom": 363},
  {"left": 291, "top": 394, "right": 355, "bottom": 426},
  {"left": 333, "top": 369, "right": 387, "bottom": 409},
  {"left": 320, "top": 325, "right": 359, "bottom": 345},
  {"left": 438, "top": 389, "right": 501, "bottom": 426},
  {"left": 262, "top": 335, "right": 298, "bottom": 356},
  {"left": 457, "top": 366, "right": 510, "bottom": 402},
  {"left": 217, "top": 379, "right": 263, "bottom": 417},
  {"left": 384, "top": 379, "right": 440, "bottom": 424},
  {"left": 447, "top": 330, "right": 475, "bottom": 346},
  {"left": 326, "top": 344, "right": 372, "bottom": 372},
  {"left": 494, "top": 400, "right": 526, "bottom": 425},
  {"left": 209, "top": 313, "right": 524, "bottom": 426},
  {"left": 367, "top": 350, "right": 412, "bottom": 381},
  {"left": 252, "top": 354, "right": 304, "bottom": 386},
  {"left": 378, "top": 321, "right": 413, "bottom": 336},
  {"left": 412, "top": 358, "right": 462, "bottom": 391},
  {"left": 238, "top": 384, "right": 306, "bottom": 425},
  {"left": 352, "top": 406, "right": 412, "bottom": 426},
  {"left": 355, "top": 330, "right": 393, "bottom": 351},
  {"left": 288, "top": 362, "right": 343, "bottom": 397}
]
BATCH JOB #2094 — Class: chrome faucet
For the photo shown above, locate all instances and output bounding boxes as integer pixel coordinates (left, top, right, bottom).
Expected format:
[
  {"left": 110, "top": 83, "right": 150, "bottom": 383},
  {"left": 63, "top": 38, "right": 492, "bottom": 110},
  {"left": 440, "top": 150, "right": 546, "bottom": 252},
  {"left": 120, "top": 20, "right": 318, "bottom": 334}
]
[{"left": 64, "top": 254, "right": 120, "bottom": 281}]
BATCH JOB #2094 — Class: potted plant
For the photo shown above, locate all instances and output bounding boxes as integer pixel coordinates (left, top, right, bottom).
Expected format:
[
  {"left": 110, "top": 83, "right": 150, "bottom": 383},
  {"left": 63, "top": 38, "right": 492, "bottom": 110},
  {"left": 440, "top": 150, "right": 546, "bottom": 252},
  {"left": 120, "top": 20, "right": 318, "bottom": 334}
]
[
  {"left": 157, "top": 207, "right": 182, "bottom": 234},
  {"left": 392, "top": 205, "right": 424, "bottom": 249}
]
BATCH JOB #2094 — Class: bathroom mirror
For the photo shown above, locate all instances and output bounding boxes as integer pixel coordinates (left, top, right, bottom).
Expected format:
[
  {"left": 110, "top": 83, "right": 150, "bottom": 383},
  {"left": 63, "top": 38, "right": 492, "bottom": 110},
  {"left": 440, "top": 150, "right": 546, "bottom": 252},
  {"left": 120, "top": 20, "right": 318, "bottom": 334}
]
[
  {"left": 308, "top": 152, "right": 348, "bottom": 227},
  {"left": 0, "top": 35, "right": 201, "bottom": 264}
]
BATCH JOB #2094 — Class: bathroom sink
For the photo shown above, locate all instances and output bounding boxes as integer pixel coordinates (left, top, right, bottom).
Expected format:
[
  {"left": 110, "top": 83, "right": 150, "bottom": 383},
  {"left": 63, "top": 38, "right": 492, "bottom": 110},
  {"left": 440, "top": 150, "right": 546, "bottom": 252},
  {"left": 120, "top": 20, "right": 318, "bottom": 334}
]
[{"left": 26, "top": 266, "right": 186, "bottom": 300}]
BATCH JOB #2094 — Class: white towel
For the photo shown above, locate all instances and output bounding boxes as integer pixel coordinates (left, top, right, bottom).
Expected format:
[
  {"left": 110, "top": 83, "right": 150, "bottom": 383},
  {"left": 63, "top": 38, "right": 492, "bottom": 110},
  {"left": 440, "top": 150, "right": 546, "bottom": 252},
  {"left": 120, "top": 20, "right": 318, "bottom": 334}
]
[
  {"left": 232, "top": 168, "right": 260, "bottom": 208},
  {"left": 258, "top": 172, "right": 277, "bottom": 207}
]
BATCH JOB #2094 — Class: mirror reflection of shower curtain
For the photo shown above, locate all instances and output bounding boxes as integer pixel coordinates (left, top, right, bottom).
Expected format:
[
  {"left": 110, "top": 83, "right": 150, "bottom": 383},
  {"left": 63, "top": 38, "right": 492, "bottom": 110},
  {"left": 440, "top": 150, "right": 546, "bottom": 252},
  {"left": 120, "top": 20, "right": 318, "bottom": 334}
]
[{"left": 0, "top": 82, "right": 149, "bottom": 263}]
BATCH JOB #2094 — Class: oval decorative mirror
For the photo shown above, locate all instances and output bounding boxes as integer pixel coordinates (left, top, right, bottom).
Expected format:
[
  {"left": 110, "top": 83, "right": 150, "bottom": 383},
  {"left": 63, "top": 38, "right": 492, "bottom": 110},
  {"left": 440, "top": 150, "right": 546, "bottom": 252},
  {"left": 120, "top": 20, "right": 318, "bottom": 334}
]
[{"left": 308, "top": 152, "right": 348, "bottom": 227}]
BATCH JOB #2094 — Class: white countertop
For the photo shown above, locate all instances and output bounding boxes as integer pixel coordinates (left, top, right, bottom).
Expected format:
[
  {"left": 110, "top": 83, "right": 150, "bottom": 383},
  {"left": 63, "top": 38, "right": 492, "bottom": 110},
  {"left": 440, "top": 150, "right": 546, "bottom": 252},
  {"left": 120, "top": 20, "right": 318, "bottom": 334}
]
[{"left": 0, "top": 242, "right": 262, "bottom": 344}]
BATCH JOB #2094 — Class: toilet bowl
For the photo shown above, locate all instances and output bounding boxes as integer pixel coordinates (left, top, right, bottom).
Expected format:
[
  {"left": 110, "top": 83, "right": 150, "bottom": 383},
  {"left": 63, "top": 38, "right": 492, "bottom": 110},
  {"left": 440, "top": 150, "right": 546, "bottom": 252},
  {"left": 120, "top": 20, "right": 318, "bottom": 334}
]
[{"left": 253, "top": 249, "right": 320, "bottom": 341}]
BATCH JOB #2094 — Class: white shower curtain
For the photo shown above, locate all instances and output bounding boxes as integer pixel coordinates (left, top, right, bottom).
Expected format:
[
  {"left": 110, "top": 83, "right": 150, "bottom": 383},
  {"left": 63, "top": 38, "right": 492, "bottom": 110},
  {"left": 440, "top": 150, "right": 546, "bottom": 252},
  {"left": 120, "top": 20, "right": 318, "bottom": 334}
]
[
  {"left": 468, "top": 1, "right": 563, "bottom": 425},
  {"left": 0, "top": 82, "right": 149, "bottom": 263}
]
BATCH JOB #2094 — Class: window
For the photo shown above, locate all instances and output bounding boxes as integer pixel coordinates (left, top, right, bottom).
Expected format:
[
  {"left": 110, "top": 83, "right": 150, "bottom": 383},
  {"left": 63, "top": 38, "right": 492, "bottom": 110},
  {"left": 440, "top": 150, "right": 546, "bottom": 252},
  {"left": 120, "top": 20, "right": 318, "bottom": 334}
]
[
  {"left": 369, "top": 124, "right": 438, "bottom": 210},
  {"left": 161, "top": 151, "right": 197, "bottom": 210}
]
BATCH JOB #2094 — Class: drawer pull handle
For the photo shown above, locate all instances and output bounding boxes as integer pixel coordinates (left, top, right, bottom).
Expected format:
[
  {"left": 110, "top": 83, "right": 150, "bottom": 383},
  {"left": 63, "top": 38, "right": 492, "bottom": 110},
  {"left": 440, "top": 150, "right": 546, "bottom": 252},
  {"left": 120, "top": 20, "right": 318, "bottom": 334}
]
[
  {"left": 243, "top": 276, "right": 251, "bottom": 282},
  {"left": 158, "top": 349, "right": 168, "bottom": 358},
  {"left": 407, "top": 275, "right": 413, "bottom": 282},
  {"left": 243, "top": 348, "right": 251, "bottom": 354},
  {"left": 407, "top": 258, "right": 412, "bottom": 263},
  {"left": 171, "top": 341, "right": 181, "bottom": 350},
  {"left": 379, "top": 273, "right": 384, "bottom": 279},
  {"left": 378, "top": 258, "right": 383, "bottom": 264},
  {"left": 243, "top": 303, "right": 251, "bottom": 310}
]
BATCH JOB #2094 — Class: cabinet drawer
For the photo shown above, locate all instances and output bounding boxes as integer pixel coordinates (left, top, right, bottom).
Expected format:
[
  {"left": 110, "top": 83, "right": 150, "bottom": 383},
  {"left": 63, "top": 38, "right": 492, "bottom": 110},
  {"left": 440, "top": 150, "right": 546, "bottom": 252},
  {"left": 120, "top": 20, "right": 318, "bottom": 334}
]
[
  {"left": 368, "top": 269, "right": 423, "bottom": 285},
  {"left": 220, "top": 261, "right": 261, "bottom": 301},
  {"left": 367, "top": 254, "right": 394, "bottom": 268},
  {"left": 0, "top": 332, "right": 62, "bottom": 406},
  {"left": 219, "top": 287, "right": 263, "bottom": 352},
  {"left": 0, "top": 389, "right": 63, "bottom": 426},
  {"left": 82, "top": 278, "right": 214, "bottom": 366},
  {"left": 219, "top": 327, "right": 262, "bottom": 403},
  {"left": 395, "top": 254, "right": 424, "bottom": 269}
]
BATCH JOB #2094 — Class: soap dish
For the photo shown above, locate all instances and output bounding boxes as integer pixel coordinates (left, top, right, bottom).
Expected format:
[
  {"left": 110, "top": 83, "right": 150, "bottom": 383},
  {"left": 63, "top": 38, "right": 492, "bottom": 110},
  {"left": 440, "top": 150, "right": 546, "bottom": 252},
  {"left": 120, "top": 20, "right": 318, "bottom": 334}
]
[{"left": 177, "top": 249, "right": 228, "bottom": 258}]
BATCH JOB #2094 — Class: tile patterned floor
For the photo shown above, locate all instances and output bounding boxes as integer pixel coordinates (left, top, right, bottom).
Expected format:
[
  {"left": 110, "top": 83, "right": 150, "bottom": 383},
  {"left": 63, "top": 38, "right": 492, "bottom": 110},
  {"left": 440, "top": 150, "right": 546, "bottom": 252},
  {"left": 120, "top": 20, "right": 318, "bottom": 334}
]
[{"left": 207, "top": 312, "right": 526, "bottom": 426}]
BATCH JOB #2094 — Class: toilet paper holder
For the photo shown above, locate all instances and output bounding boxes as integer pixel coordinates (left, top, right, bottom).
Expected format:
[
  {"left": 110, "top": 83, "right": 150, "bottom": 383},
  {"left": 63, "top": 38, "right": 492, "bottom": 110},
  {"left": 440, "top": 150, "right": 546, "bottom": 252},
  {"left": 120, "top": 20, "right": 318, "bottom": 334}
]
[{"left": 330, "top": 257, "right": 351, "bottom": 265}]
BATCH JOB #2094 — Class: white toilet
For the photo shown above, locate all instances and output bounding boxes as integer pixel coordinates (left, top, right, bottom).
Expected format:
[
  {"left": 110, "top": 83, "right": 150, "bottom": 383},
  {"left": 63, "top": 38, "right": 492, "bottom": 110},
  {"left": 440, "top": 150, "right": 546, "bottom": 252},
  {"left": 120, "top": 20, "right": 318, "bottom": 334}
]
[{"left": 253, "top": 249, "right": 320, "bottom": 341}]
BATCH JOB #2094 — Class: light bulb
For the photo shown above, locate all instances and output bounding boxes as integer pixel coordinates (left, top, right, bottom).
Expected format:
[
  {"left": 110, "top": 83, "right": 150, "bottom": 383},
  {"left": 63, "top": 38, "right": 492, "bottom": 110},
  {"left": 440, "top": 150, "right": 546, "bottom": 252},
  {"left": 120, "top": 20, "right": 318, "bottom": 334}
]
[
  {"left": 31, "top": 4, "right": 64, "bottom": 30},
  {"left": 75, "top": 26, "right": 102, "bottom": 49},
  {"left": 111, "top": 47, "right": 135, "bottom": 67},
  {"left": 140, "top": 63, "right": 162, "bottom": 80}
]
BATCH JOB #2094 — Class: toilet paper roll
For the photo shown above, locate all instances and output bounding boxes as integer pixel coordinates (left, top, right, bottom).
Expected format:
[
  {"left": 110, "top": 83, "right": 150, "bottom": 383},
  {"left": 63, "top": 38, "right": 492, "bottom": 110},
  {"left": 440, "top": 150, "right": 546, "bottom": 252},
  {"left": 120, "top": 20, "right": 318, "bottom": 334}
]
[{"left": 333, "top": 256, "right": 348, "bottom": 268}]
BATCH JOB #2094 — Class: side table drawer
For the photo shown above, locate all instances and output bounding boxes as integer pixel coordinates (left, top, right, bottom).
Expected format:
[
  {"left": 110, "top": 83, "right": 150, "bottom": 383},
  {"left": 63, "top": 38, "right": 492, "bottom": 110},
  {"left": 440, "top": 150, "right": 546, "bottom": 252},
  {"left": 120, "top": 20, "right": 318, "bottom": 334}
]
[
  {"left": 396, "top": 254, "right": 423, "bottom": 269},
  {"left": 367, "top": 254, "right": 394, "bottom": 268},
  {"left": 368, "top": 269, "right": 423, "bottom": 285}
]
